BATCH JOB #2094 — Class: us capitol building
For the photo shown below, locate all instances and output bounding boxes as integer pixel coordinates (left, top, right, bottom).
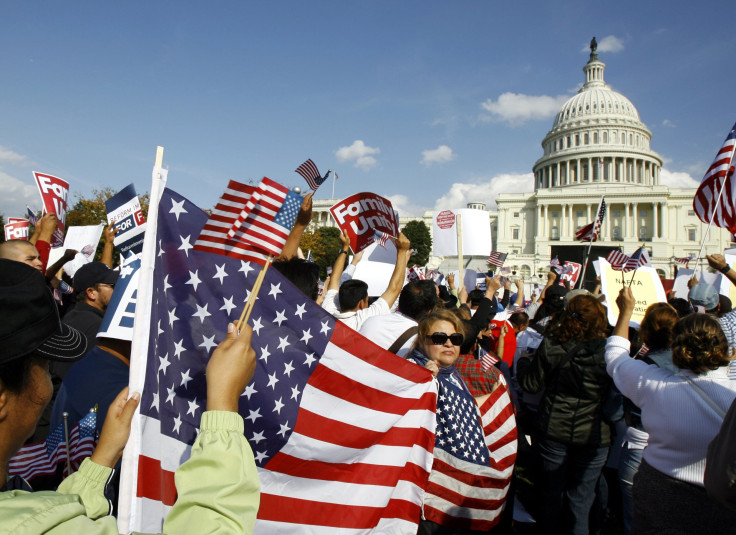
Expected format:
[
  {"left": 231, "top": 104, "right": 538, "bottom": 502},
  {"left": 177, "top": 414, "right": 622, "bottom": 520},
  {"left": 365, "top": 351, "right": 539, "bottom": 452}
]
[{"left": 309, "top": 44, "right": 731, "bottom": 285}]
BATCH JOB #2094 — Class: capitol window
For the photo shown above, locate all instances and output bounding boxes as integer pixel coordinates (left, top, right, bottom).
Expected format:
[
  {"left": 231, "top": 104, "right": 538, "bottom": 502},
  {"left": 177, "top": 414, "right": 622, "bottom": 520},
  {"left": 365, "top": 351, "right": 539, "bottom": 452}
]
[
  {"left": 688, "top": 228, "right": 696, "bottom": 241},
  {"left": 575, "top": 134, "right": 580, "bottom": 146},
  {"left": 584, "top": 133, "right": 589, "bottom": 145},
  {"left": 551, "top": 226, "right": 560, "bottom": 240},
  {"left": 512, "top": 228, "right": 520, "bottom": 240},
  {"left": 613, "top": 227, "right": 622, "bottom": 240},
  {"left": 513, "top": 212, "right": 520, "bottom": 217},
  {"left": 593, "top": 132, "right": 598, "bottom": 144},
  {"left": 603, "top": 132, "right": 608, "bottom": 143}
]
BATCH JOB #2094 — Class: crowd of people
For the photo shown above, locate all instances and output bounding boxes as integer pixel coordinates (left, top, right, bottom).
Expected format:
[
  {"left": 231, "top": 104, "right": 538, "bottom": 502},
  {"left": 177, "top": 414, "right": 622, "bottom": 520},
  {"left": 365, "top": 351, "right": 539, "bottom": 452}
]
[{"left": 2, "top": 194, "right": 736, "bottom": 535}]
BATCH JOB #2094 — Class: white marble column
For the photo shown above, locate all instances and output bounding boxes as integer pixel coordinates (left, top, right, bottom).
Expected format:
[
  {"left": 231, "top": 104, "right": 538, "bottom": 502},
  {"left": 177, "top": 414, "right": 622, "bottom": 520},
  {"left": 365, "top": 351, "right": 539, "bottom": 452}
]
[
  {"left": 625, "top": 203, "right": 631, "bottom": 238},
  {"left": 654, "top": 203, "right": 659, "bottom": 238}
]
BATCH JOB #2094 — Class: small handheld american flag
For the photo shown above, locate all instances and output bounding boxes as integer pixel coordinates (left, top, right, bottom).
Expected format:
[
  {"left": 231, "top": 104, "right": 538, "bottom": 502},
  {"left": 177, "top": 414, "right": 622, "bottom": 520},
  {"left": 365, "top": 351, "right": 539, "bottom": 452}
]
[
  {"left": 486, "top": 251, "right": 507, "bottom": 268},
  {"left": 295, "top": 159, "right": 330, "bottom": 191},
  {"left": 372, "top": 229, "right": 391, "bottom": 247},
  {"left": 606, "top": 248, "right": 629, "bottom": 271}
]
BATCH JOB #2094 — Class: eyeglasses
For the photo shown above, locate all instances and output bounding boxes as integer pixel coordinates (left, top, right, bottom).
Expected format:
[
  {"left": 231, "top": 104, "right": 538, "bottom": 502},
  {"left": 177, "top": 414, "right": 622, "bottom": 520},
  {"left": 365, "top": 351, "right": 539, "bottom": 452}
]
[{"left": 426, "top": 332, "right": 464, "bottom": 346}]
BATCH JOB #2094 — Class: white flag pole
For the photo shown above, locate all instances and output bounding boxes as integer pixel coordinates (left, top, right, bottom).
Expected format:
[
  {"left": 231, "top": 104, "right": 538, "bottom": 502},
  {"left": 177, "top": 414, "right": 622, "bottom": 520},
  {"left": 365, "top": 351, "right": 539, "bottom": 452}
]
[
  {"left": 579, "top": 196, "right": 604, "bottom": 288},
  {"left": 457, "top": 213, "right": 464, "bottom": 290},
  {"left": 118, "top": 146, "right": 167, "bottom": 534}
]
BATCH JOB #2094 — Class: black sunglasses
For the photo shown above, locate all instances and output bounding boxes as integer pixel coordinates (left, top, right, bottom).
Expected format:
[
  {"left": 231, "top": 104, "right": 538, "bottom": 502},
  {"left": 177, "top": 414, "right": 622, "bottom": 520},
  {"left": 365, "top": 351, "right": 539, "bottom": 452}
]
[{"left": 426, "top": 332, "right": 464, "bottom": 346}]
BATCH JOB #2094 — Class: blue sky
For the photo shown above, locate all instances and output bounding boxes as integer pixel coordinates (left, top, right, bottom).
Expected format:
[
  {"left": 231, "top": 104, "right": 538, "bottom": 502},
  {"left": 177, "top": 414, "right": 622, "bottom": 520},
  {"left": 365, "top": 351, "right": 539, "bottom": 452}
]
[{"left": 1, "top": 1, "right": 735, "bottom": 219}]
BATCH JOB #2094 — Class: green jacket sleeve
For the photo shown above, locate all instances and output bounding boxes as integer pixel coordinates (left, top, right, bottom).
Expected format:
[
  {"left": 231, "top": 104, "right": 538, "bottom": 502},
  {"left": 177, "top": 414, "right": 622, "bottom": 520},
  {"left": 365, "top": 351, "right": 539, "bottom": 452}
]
[{"left": 162, "top": 410, "right": 260, "bottom": 534}]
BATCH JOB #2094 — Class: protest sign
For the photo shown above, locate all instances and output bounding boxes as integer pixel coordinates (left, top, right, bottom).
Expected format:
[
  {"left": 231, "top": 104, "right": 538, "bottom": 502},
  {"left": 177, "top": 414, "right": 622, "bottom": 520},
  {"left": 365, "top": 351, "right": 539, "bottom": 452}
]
[
  {"left": 721, "top": 254, "right": 736, "bottom": 305},
  {"left": 55, "top": 224, "right": 105, "bottom": 277},
  {"left": 598, "top": 258, "right": 666, "bottom": 327},
  {"left": 4, "top": 218, "right": 29, "bottom": 241},
  {"left": 353, "top": 248, "right": 396, "bottom": 297},
  {"left": 672, "top": 267, "right": 721, "bottom": 300},
  {"left": 33, "top": 172, "right": 69, "bottom": 246},
  {"left": 330, "top": 193, "right": 399, "bottom": 254},
  {"left": 106, "top": 183, "right": 147, "bottom": 256},
  {"left": 432, "top": 208, "right": 492, "bottom": 257},
  {"left": 559, "top": 261, "right": 582, "bottom": 287}
]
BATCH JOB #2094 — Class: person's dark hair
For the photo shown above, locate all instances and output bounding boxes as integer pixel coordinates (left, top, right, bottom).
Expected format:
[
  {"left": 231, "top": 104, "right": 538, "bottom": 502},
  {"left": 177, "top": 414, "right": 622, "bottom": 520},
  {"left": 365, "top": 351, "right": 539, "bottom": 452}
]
[
  {"left": 672, "top": 314, "right": 731, "bottom": 374},
  {"left": 667, "top": 297, "right": 693, "bottom": 318},
  {"left": 437, "top": 285, "right": 456, "bottom": 309},
  {"left": 272, "top": 258, "right": 320, "bottom": 301},
  {"left": 468, "top": 289, "right": 484, "bottom": 307},
  {"left": 639, "top": 303, "right": 678, "bottom": 350},
  {"left": 544, "top": 294, "right": 608, "bottom": 344},
  {"left": 509, "top": 312, "right": 530, "bottom": 330},
  {"left": 718, "top": 294, "right": 733, "bottom": 317},
  {"left": 338, "top": 279, "right": 369, "bottom": 311},
  {"left": 0, "top": 354, "right": 33, "bottom": 393},
  {"left": 398, "top": 280, "right": 438, "bottom": 321}
]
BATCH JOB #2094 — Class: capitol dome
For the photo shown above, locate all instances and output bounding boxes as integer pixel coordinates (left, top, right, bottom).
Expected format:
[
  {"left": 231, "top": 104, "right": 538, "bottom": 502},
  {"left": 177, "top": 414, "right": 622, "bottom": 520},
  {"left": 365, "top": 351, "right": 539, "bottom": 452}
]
[{"left": 533, "top": 47, "right": 662, "bottom": 190}]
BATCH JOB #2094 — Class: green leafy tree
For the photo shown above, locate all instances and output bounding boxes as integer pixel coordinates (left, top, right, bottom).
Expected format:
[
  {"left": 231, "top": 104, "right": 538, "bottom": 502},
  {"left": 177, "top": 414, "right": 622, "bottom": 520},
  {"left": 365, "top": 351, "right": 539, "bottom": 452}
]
[
  {"left": 402, "top": 220, "right": 432, "bottom": 267},
  {"left": 299, "top": 226, "right": 343, "bottom": 277},
  {"left": 0, "top": 214, "right": 5, "bottom": 243}
]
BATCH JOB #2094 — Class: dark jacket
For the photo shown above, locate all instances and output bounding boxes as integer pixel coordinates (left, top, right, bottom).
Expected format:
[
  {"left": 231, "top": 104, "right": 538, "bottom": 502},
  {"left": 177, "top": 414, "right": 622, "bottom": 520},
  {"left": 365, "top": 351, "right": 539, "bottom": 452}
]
[{"left": 518, "top": 336, "right": 611, "bottom": 446}]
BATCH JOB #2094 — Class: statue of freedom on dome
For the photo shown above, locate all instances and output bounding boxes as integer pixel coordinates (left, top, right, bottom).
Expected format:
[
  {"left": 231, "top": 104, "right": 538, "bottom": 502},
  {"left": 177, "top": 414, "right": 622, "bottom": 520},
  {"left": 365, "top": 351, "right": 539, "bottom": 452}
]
[{"left": 590, "top": 36, "right": 597, "bottom": 53}]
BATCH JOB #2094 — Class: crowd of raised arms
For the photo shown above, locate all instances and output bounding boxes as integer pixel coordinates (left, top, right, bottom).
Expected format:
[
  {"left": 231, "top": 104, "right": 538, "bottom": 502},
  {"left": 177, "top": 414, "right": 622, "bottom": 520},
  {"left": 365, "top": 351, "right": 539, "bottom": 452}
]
[{"left": 2, "top": 199, "right": 736, "bottom": 535}]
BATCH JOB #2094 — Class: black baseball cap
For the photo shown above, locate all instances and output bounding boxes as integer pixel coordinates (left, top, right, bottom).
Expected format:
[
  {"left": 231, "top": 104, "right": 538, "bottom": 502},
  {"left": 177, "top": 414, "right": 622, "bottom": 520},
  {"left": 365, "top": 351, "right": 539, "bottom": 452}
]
[
  {"left": 73, "top": 261, "right": 119, "bottom": 294},
  {"left": 0, "top": 259, "right": 88, "bottom": 364}
]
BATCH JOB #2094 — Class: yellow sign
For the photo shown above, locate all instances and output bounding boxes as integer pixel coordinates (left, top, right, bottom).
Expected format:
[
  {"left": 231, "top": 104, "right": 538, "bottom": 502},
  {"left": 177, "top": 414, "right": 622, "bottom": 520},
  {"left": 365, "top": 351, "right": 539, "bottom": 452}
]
[{"left": 598, "top": 258, "right": 666, "bottom": 327}]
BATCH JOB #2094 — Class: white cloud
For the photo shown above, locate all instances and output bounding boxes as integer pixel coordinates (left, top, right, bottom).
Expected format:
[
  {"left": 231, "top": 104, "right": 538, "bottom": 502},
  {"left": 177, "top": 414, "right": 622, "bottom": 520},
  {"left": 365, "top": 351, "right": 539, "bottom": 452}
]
[
  {"left": 0, "top": 146, "right": 28, "bottom": 164},
  {"left": 421, "top": 145, "right": 456, "bottom": 166},
  {"left": 660, "top": 168, "right": 699, "bottom": 188},
  {"left": 386, "top": 194, "right": 430, "bottom": 218},
  {"left": 662, "top": 119, "right": 676, "bottom": 128},
  {"left": 582, "top": 35, "right": 625, "bottom": 54},
  {"left": 0, "top": 170, "right": 40, "bottom": 218},
  {"left": 335, "top": 140, "right": 380, "bottom": 171},
  {"left": 480, "top": 93, "right": 569, "bottom": 125},
  {"left": 433, "top": 173, "right": 535, "bottom": 211}
]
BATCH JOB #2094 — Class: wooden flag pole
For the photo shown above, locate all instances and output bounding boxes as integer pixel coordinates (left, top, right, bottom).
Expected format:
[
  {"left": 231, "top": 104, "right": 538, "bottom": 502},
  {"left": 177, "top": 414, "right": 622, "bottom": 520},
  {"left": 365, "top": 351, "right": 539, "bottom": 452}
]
[
  {"left": 456, "top": 213, "right": 464, "bottom": 289},
  {"left": 236, "top": 256, "right": 273, "bottom": 331}
]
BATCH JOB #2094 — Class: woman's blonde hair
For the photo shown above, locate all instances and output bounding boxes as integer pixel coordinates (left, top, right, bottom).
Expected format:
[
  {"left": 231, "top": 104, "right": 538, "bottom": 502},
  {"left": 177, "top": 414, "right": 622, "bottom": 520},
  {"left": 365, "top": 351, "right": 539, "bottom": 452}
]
[{"left": 415, "top": 309, "right": 465, "bottom": 352}]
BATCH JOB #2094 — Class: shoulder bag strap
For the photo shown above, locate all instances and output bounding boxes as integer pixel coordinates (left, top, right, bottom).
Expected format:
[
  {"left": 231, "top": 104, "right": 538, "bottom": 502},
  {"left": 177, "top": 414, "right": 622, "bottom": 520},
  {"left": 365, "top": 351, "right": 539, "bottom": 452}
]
[
  {"left": 677, "top": 372, "right": 727, "bottom": 419},
  {"left": 387, "top": 326, "right": 419, "bottom": 355}
]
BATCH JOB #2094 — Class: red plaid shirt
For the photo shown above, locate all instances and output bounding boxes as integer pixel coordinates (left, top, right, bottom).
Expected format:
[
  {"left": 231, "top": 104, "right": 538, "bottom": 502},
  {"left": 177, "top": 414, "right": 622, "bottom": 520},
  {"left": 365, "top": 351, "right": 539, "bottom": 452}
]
[{"left": 455, "top": 354, "right": 502, "bottom": 398}]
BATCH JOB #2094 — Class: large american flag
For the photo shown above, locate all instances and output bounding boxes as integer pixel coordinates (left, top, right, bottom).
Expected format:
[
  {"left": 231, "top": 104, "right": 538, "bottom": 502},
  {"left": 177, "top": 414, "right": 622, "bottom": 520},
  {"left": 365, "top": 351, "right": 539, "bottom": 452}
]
[
  {"left": 295, "top": 158, "right": 327, "bottom": 191},
  {"left": 486, "top": 251, "right": 507, "bottom": 268},
  {"left": 605, "top": 248, "right": 629, "bottom": 271},
  {"left": 192, "top": 179, "right": 268, "bottom": 264},
  {"left": 694, "top": 122, "right": 736, "bottom": 232},
  {"left": 575, "top": 198, "right": 606, "bottom": 242},
  {"left": 226, "top": 177, "right": 303, "bottom": 256},
  {"left": 415, "top": 365, "right": 516, "bottom": 531},
  {"left": 623, "top": 247, "right": 650, "bottom": 272},
  {"left": 8, "top": 411, "right": 97, "bottom": 481},
  {"left": 119, "top": 187, "right": 437, "bottom": 534}
]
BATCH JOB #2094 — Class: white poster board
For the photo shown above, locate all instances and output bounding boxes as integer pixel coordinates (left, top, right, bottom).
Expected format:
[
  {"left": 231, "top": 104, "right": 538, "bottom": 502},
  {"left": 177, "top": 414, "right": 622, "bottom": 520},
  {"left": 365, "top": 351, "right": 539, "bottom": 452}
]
[
  {"left": 432, "top": 209, "right": 492, "bottom": 257},
  {"left": 58, "top": 224, "right": 105, "bottom": 277}
]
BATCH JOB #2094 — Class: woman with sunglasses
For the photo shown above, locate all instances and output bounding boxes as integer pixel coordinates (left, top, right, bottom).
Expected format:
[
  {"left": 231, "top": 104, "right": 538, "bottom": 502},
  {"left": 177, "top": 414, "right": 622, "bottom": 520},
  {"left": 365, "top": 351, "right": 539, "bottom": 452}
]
[
  {"left": 517, "top": 293, "right": 611, "bottom": 535},
  {"left": 407, "top": 309, "right": 511, "bottom": 534}
]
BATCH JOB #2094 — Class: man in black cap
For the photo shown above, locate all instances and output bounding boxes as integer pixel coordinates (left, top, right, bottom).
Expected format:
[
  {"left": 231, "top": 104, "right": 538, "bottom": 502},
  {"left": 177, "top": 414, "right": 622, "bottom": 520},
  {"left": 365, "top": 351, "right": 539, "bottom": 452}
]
[{"left": 62, "top": 262, "right": 119, "bottom": 353}]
